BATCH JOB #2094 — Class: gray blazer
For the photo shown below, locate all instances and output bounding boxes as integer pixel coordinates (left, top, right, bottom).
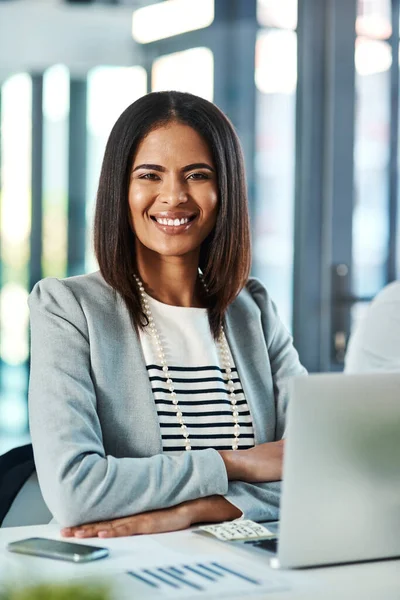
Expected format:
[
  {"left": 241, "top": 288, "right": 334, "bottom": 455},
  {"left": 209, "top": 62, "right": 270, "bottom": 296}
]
[{"left": 28, "top": 272, "right": 306, "bottom": 527}]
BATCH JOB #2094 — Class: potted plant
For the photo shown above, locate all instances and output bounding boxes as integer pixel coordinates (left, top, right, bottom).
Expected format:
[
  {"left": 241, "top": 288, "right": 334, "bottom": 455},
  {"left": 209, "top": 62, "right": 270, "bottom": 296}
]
[{"left": 0, "top": 582, "right": 111, "bottom": 600}]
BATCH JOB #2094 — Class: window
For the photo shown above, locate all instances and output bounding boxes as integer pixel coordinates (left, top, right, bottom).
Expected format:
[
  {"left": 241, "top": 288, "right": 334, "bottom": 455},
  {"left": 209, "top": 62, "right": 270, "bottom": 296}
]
[{"left": 253, "top": 25, "right": 297, "bottom": 329}]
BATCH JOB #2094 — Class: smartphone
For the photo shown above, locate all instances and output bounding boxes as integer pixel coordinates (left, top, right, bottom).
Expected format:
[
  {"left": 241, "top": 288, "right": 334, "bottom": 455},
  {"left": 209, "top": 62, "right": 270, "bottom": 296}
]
[{"left": 7, "top": 537, "right": 109, "bottom": 563}]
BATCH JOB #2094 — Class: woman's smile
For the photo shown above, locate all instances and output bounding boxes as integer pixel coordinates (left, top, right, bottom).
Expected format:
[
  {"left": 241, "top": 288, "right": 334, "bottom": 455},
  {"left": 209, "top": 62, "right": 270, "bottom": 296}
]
[{"left": 150, "top": 211, "right": 198, "bottom": 235}]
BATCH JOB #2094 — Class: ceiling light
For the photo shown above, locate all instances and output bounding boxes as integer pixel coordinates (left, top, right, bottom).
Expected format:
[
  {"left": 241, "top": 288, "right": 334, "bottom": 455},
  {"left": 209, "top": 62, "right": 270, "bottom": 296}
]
[{"left": 132, "top": 0, "right": 214, "bottom": 44}]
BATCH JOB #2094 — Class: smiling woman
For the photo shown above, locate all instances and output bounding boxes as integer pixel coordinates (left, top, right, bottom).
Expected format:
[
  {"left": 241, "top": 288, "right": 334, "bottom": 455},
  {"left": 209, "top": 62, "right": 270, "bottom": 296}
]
[
  {"left": 93, "top": 91, "right": 251, "bottom": 337},
  {"left": 28, "top": 91, "right": 306, "bottom": 538}
]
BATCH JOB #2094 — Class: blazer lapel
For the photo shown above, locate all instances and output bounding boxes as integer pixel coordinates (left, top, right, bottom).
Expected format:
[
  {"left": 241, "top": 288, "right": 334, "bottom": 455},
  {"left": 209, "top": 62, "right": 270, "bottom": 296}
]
[
  {"left": 115, "top": 293, "right": 163, "bottom": 457},
  {"left": 225, "top": 294, "right": 276, "bottom": 445}
]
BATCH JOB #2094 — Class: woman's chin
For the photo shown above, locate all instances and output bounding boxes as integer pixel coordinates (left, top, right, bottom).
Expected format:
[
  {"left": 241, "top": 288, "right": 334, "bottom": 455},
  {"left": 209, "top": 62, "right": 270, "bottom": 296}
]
[{"left": 139, "top": 242, "right": 200, "bottom": 260}]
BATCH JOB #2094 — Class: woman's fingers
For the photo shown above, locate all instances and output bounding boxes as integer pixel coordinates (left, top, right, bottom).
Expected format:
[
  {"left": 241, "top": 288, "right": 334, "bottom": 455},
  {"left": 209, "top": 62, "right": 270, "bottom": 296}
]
[
  {"left": 60, "top": 504, "right": 191, "bottom": 539},
  {"left": 98, "top": 522, "right": 136, "bottom": 538},
  {"left": 61, "top": 520, "right": 118, "bottom": 538},
  {"left": 66, "top": 517, "right": 145, "bottom": 538}
]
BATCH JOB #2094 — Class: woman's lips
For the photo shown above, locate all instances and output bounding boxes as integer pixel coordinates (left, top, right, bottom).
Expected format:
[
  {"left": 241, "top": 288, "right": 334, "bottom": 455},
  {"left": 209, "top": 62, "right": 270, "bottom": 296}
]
[{"left": 150, "top": 214, "right": 197, "bottom": 235}]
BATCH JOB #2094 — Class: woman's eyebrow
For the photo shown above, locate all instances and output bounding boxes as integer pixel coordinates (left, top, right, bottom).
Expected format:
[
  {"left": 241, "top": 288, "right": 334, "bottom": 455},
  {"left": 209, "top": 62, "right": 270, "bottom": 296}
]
[
  {"left": 132, "top": 163, "right": 166, "bottom": 172},
  {"left": 182, "top": 163, "right": 215, "bottom": 172},
  {"left": 132, "top": 162, "right": 215, "bottom": 173}
]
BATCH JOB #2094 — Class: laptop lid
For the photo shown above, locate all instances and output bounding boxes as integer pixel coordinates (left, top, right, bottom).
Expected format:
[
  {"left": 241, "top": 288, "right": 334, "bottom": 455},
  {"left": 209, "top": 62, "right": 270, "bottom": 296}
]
[{"left": 277, "top": 373, "right": 400, "bottom": 569}]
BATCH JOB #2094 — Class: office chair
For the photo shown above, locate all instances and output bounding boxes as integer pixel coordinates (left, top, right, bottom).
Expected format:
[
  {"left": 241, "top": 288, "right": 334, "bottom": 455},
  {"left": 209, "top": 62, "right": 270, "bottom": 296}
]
[{"left": 0, "top": 443, "right": 52, "bottom": 527}]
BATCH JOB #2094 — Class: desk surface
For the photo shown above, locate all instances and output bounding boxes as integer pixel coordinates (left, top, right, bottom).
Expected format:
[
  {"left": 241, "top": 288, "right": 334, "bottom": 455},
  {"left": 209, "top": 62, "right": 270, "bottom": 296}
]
[{"left": 0, "top": 524, "right": 399, "bottom": 599}]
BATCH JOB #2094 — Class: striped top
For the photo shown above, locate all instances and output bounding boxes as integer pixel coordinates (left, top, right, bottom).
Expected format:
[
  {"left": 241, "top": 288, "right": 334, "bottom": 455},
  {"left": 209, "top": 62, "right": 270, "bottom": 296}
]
[{"left": 138, "top": 294, "right": 255, "bottom": 454}]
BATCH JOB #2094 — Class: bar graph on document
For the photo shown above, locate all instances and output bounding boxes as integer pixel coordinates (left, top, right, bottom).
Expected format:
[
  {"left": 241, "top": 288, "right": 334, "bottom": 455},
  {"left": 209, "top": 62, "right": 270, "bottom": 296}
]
[{"left": 126, "top": 560, "right": 288, "bottom": 597}]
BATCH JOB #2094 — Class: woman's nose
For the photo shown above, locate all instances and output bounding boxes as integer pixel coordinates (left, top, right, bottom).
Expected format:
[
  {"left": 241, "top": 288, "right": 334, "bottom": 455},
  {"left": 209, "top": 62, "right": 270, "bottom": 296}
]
[{"left": 159, "top": 176, "right": 188, "bottom": 205}]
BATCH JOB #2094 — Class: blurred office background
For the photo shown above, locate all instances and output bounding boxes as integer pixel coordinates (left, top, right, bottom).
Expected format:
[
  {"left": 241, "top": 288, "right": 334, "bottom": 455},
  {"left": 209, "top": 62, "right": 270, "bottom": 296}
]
[{"left": 0, "top": 0, "right": 398, "bottom": 451}]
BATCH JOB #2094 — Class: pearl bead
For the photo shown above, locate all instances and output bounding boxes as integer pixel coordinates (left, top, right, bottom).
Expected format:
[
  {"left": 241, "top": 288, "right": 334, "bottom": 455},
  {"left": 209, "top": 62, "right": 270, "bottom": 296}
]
[
  {"left": 233, "top": 411, "right": 239, "bottom": 417},
  {"left": 185, "top": 445, "right": 191, "bottom": 451},
  {"left": 172, "top": 398, "right": 179, "bottom": 405},
  {"left": 162, "top": 366, "right": 168, "bottom": 372},
  {"left": 232, "top": 443, "right": 238, "bottom": 450},
  {"left": 234, "top": 424, "right": 240, "bottom": 431},
  {"left": 170, "top": 391, "right": 176, "bottom": 398},
  {"left": 176, "top": 411, "right": 182, "bottom": 418}
]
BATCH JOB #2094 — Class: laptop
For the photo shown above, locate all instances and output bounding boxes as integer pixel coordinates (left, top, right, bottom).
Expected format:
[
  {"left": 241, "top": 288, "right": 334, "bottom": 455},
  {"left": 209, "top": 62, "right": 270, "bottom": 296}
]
[{"left": 241, "top": 373, "right": 400, "bottom": 569}]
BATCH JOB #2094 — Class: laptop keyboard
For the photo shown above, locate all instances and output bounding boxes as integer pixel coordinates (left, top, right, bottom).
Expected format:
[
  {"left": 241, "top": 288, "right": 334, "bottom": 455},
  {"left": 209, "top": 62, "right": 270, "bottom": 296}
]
[{"left": 244, "top": 538, "right": 279, "bottom": 554}]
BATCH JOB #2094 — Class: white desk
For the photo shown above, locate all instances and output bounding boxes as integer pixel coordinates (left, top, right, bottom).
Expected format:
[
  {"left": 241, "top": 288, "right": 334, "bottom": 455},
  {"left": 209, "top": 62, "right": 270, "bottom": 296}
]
[{"left": 0, "top": 524, "right": 399, "bottom": 599}]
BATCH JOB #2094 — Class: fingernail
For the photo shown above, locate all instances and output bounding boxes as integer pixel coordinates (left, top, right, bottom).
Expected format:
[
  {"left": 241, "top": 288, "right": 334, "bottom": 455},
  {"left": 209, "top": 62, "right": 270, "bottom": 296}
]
[
  {"left": 98, "top": 531, "right": 109, "bottom": 538},
  {"left": 75, "top": 530, "right": 86, "bottom": 537}
]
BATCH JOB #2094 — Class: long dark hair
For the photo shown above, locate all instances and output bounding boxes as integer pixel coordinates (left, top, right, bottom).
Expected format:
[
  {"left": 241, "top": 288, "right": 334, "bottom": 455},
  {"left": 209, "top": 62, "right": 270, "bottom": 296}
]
[{"left": 94, "top": 91, "right": 251, "bottom": 338}]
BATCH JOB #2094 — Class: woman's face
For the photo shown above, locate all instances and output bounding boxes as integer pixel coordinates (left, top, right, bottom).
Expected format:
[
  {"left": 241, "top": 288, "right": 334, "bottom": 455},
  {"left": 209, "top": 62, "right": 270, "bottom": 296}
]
[{"left": 129, "top": 121, "right": 218, "bottom": 260}]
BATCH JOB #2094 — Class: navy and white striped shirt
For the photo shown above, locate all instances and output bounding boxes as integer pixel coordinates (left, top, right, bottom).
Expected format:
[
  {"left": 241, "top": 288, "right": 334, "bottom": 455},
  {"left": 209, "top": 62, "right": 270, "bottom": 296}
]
[{"left": 138, "top": 295, "right": 255, "bottom": 455}]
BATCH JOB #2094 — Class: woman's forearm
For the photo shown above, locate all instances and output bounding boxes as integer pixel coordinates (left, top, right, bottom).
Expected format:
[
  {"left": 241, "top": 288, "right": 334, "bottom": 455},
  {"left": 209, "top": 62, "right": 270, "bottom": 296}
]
[
  {"left": 219, "top": 448, "right": 247, "bottom": 480},
  {"left": 183, "top": 495, "right": 242, "bottom": 525},
  {"left": 219, "top": 440, "right": 284, "bottom": 483}
]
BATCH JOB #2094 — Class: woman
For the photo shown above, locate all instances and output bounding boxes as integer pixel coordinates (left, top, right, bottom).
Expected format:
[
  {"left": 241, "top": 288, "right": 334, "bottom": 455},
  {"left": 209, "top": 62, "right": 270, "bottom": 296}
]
[{"left": 28, "top": 91, "right": 306, "bottom": 539}]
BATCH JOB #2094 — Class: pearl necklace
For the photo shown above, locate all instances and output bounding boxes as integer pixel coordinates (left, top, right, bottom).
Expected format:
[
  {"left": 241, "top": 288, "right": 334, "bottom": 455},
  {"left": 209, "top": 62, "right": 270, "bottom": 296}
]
[{"left": 134, "top": 275, "right": 240, "bottom": 451}]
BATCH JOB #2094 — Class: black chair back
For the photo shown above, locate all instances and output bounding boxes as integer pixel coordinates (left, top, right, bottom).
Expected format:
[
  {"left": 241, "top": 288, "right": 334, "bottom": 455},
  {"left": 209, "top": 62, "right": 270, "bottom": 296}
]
[{"left": 0, "top": 444, "right": 35, "bottom": 526}]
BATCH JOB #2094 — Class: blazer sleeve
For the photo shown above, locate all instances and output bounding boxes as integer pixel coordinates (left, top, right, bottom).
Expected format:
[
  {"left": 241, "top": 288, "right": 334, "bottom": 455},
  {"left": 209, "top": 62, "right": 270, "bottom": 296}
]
[
  {"left": 224, "top": 278, "right": 307, "bottom": 521},
  {"left": 28, "top": 278, "right": 228, "bottom": 527}
]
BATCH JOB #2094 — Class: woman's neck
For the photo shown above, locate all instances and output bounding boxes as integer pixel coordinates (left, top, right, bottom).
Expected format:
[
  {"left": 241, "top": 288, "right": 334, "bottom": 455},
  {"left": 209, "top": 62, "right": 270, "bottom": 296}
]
[{"left": 135, "top": 248, "right": 204, "bottom": 308}]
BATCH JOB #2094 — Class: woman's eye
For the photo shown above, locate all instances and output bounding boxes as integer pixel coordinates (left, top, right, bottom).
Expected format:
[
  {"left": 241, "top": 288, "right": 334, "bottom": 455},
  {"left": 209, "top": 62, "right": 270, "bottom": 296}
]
[
  {"left": 139, "top": 173, "right": 160, "bottom": 180},
  {"left": 187, "top": 172, "right": 209, "bottom": 180}
]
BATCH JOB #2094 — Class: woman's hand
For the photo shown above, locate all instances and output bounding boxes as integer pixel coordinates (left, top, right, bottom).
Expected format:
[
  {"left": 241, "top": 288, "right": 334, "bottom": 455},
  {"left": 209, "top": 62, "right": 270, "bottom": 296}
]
[
  {"left": 61, "top": 503, "right": 193, "bottom": 539},
  {"left": 219, "top": 440, "right": 284, "bottom": 483},
  {"left": 61, "top": 496, "right": 242, "bottom": 539}
]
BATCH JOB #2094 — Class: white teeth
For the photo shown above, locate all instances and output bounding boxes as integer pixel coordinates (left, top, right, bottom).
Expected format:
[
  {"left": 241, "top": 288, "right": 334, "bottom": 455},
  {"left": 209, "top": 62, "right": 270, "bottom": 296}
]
[{"left": 155, "top": 217, "right": 190, "bottom": 226}]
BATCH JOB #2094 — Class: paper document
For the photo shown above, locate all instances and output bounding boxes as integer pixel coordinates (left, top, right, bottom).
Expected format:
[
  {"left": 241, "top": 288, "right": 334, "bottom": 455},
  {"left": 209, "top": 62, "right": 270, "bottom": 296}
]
[
  {"left": 120, "top": 559, "right": 289, "bottom": 598},
  {"left": 196, "top": 519, "right": 276, "bottom": 542}
]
